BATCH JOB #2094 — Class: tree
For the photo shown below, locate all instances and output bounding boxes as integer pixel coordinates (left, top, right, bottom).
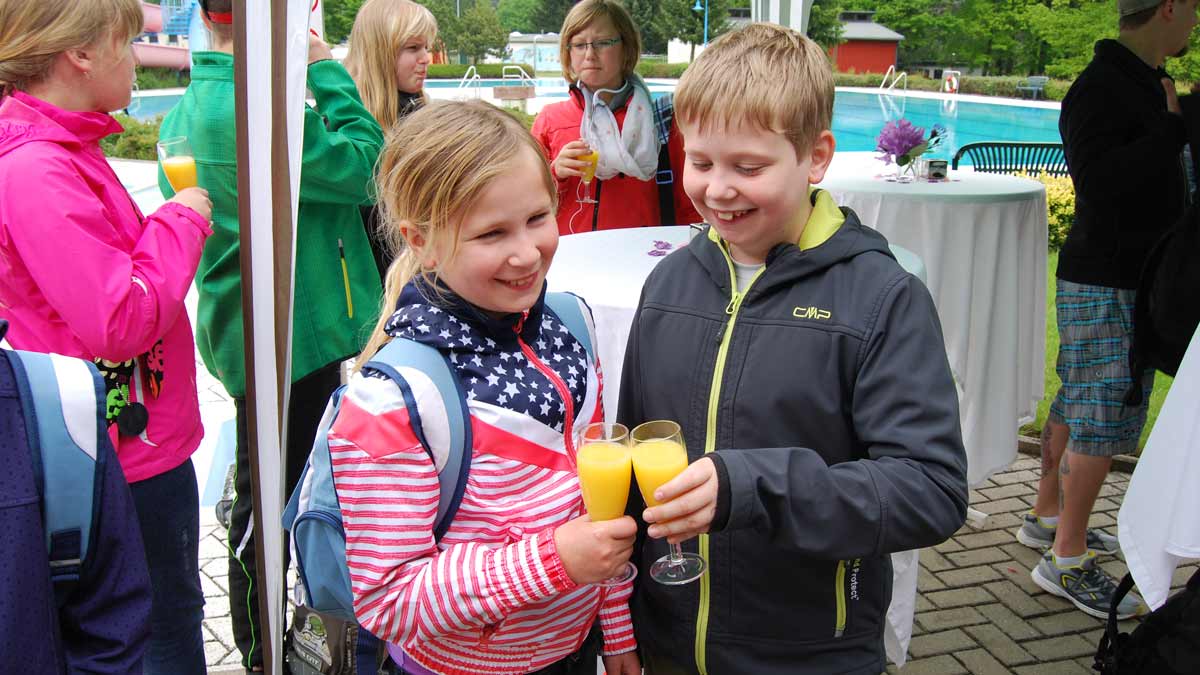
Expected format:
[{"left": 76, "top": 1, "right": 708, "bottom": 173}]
[
  {"left": 323, "top": 0, "right": 366, "bottom": 44},
  {"left": 498, "top": 0, "right": 540, "bottom": 33},
  {"left": 806, "top": 0, "right": 844, "bottom": 49},
  {"left": 656, "top": 0, "right": 733, "bottom": 61},
  {"left": 626, "top": 0, "right": 669, "bottom": 54},
  {"left": 455, "top": 0, "right": 510, "bottom": 63},
  {"left": 532, "top": 0, "right": 574, "bottom": 33}
]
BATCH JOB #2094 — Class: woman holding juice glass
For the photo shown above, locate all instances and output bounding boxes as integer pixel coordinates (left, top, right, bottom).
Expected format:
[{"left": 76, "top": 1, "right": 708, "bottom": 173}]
[
  {"left": 0, "top": 0, "right": 213, "bottom": 671},
  {"left": 531, "top": 0, "right": 699, "bottom": 235}
]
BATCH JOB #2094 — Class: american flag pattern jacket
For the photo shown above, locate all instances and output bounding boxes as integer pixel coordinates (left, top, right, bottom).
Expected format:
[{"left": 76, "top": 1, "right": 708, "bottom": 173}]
[{"left": 328, "top": 282, "right": 634, "bottom": 675}]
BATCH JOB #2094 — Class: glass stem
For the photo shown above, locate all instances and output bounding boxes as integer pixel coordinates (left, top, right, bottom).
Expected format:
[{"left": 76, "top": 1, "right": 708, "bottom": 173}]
[{"left": 668, "top": 542, "right": 685, "bottom": 566}]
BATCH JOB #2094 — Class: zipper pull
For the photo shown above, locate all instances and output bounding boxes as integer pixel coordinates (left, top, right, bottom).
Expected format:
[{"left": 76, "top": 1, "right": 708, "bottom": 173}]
[{"left": 724, "top": 292, "right": 741, "bottom": 316}]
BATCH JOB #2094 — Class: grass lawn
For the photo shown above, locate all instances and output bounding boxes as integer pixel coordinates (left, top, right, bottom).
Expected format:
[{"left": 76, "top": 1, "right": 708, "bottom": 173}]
[{"left": 1019, "top": 250, "right": 1173, "bottom": 453}]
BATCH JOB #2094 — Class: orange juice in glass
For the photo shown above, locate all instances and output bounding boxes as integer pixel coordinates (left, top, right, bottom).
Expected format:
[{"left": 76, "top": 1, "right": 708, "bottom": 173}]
[
  {"left": 157, "top": 136, "right": 198, "bottom": 191},
  {"left": 577, "top": 422, "right": 636, "bottom": 585},
  {"left": 631, "top": 420, "right": 707, "bottom": 585},
  {"left": 579, "top": 149, "right": 599, "bottom": 184}
]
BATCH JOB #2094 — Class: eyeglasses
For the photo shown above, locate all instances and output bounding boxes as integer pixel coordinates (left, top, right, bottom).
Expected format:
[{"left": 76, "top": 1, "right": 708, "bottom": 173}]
[{"left": 568, "top": 37, "right": 622, "bottom": 55}]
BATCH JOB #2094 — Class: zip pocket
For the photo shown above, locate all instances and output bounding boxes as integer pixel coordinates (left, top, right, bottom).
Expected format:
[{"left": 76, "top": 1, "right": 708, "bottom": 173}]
[
  {"left": 292, "top": 509, "right": 356, "bottom": 618},
  {"left": 834, "top": 560, "right": 847, "bottom": 637}
]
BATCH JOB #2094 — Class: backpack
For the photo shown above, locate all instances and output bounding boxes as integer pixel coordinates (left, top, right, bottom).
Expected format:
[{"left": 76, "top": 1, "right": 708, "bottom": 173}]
[
  {"left": 1095, "top": 570, "right": 1200, "bottom": 674},
  {"left": 653, "top": 92, "right": 677, "bottom": 227},
  {"left": 1, "top": 320, "right": 108, "bottom": 607},
  {"left": 1125, "top": 202, "right": 1200, "bottom": 405},
  {"left": 281, "top": 293, "right": 594, "bottom": 675}
]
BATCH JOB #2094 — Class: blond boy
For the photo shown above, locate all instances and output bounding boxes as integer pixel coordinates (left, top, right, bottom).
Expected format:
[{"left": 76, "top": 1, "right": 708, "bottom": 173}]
[{"left": 617, "top": 24, "right": 968, "bottom": 674}]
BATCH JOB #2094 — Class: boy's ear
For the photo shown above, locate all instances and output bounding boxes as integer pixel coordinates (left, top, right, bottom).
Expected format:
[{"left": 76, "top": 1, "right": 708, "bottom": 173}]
[{"left": 805, "top": 130, "right": 837, "bottom": 185}]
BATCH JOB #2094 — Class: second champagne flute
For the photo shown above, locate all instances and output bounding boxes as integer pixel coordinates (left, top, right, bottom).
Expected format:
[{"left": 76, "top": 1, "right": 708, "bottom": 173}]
[
  {"left": 157, "top": 136, "right": 198, "bottom": 191},
  {"left": 576, "top": 421, "right": 636, "bottom": 585},
  {"left": 631, "top": 420, "right": 707, "bottom": 585}
]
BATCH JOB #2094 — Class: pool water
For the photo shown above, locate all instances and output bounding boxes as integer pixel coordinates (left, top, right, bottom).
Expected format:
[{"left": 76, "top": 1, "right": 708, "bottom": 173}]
[{"left": 125, "top": 87, "right": 1062, "bottom": 163}]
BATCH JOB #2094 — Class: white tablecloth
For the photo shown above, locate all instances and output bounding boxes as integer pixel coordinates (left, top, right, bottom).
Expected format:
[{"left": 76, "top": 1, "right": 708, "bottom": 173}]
[
  {"left": 820, "top": 153, "right": 1048, "bottom": 487},
  {"left": 1119, "top": 327, "right": 1200, "bottom": 609}
]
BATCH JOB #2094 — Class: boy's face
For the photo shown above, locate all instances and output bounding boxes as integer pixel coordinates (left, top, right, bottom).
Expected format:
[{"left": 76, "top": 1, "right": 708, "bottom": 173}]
[{"left": 681, "top": 120, "right": 835, "bottom": 265}]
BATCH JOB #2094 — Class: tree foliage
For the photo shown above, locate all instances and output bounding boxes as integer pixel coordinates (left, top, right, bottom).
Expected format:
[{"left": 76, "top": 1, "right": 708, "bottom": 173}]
[
  {"left": 455, "top": 1, "right": 510, "bottom": 63},
  {"left": 655, "top": 0, "right": 733, "bottom": 59},
  {"left": 498, "top": 0, "right": 541, "bottom": 34}
]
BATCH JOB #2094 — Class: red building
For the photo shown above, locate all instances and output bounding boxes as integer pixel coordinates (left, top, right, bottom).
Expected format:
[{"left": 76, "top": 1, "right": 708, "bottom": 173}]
[{"left": 829, "top": 11, "right": 904, "bottom": 74}]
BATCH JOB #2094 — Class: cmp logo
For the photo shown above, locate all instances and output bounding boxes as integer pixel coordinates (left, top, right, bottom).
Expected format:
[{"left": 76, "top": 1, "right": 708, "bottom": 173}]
[{"left": 792, "top": 306, "right": 832, "bottom": 320}]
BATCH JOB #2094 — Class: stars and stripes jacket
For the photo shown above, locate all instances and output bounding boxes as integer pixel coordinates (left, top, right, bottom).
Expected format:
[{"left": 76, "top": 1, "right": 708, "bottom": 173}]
[{"left": 329, "top": 281, "right": 635, "bottom": 675}]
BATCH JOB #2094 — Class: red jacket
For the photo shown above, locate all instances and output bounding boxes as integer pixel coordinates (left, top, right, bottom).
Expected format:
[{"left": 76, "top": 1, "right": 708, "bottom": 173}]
[{"left": 532, "top": 88, "right": 700, "bottom": 235}]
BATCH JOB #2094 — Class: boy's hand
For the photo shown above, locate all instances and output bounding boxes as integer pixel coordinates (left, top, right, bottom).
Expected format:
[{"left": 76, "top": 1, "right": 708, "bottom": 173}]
[
  {"left": 602, "top": 651, "right": 641, "bottom": 675},
  {"left": 168, "top": 187, "right": 212, "bottom": 222},
  {"left": 553, "top": 514, "right": 637, "bottom": 585},
  {"left": 644, "top": 457, "right": 718, "bottom": 544},
  {"left": 1164, "top": 77, "right": 1182, "bottom": 115},
  {"left": 307, "top": 34, "right": 334, "bottom": 65},
  {"left": 551, "top": 140, "right": 593, "bottom": 180}
]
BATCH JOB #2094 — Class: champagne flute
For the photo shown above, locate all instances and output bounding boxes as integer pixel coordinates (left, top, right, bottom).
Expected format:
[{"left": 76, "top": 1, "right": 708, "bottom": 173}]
[
  {"left": 577, "top": 146, "right": 599, "bottom": 205},
  {"left": 631, "top": 420, "right": 707, "bottom": 585},
  {"left": 157, "top": 136, "right": 198, "bottom": 191},
  {"left": 576, "top": 421, "right": 636, "bottom": 586}
]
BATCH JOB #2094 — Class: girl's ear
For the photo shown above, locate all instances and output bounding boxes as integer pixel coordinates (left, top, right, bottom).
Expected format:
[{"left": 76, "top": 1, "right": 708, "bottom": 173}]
[
  {"left": 62, "top": 46, "right": 95, "bottom": 78},
  {"left": 400, "top": 223, "right": 437, "bottom": 268}
]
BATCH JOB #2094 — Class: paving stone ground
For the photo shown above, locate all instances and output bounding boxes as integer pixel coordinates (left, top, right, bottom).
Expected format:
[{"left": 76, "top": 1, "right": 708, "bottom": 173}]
[{"left": 197, "top": 457, "right": 1198, "bottom": 673}]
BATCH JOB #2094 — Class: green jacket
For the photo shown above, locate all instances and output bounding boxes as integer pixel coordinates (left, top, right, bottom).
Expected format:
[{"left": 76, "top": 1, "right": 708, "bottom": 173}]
[{"left": 158, "top": 52, "right": 383, "bottom": 397}]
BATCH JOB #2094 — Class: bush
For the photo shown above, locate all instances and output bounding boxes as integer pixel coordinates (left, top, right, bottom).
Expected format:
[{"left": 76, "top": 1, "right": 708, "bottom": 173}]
[
  {"left": 833, "top": 71, "right": 1071, "bottom": 101},
  {"left": 504, "top": 107, "right": 536, "bottom": 130},
  {"left": 636, "top": 62, "right": 689, "bottom": 79},
  {"left": 100, "top": 114, "right": 162, "bottom": 161},
  {"left": 427, "top": 63, "right": 535, "bottom": 79},
  {"left": 136, "top": 66, "right": 190, "bottom": 90},
  {"left": 1018, "top": 170, "right": 1075, "bottom": 249}
]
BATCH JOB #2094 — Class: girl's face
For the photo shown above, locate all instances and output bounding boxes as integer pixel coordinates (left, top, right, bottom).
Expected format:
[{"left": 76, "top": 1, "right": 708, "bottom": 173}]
[
  {"left": 87, "top": 34, "right": 137, "bottom": 113},
  {"left": 568, "top": 16, "right": 625, "bottom": 92},
  {"left": 428, "top": 146, "right": 557, "bottom": 318},
  {"left": 396, "top": 36, "right": 432, "bottom": 94}
]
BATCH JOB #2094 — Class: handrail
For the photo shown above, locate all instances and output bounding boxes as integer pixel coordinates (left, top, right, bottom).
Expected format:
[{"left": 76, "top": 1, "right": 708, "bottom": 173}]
[
  {"left": 457, "top": 65, "right": 478, "bottom": 88},
  {"left": 879, "top": 65, "right": 908, "bottom": 92},
  {"left": 502, "top": 65, "right": 534, "bottom": 86}
]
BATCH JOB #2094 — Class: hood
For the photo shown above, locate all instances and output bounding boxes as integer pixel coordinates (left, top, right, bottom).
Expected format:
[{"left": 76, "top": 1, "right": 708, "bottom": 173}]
[
  {"left": 384, "top": 276, "right": 548, "bottom": 352},
  {"left": 688, "top": 188, "right": 895, "bottom": 298},
  {"left": 0, "top": 91, "right": 123, "bottom": 159},
  {"left": 1093, "top": 39, "right": 1169, "bottom": 102}
]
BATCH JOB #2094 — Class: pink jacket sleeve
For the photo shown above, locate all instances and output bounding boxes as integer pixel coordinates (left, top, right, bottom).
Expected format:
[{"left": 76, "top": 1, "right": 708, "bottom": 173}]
[{"left": 3, "top": 155, "right": 210, "bottom": 361}]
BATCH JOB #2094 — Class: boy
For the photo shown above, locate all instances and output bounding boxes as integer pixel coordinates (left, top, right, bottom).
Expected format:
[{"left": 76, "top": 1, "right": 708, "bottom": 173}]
[
  {"left": 617, "top": 24, "right": 969, "bottom": 674},
  {"left": 156, "top": 1, "right": 383, "bottom": 670}
]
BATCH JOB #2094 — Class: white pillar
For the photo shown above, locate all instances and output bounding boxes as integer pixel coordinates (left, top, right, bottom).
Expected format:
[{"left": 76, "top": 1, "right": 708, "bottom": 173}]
[{"left": 750, "top": 0, "right": 813, "bottom": 35}]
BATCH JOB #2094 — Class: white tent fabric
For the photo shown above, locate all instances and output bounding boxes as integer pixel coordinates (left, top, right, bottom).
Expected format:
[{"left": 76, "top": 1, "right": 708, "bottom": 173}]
[{"left": 750, "top": 0, "right": 814, "bottom": 34}]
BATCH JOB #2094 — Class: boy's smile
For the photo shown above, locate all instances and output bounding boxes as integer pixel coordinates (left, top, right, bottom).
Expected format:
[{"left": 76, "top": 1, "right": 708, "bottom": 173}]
[{"left": 681, "top": 121, "right": 835, "bottom": 265}]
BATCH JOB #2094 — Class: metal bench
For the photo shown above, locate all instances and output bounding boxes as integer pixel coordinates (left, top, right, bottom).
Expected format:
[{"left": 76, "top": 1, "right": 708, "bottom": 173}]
[
  {"left": 951, "top": 141, "right": 1068, "bottom": 177},
  {"left": 1016, "top": 75, "right": 1049, "bottom": 100}
]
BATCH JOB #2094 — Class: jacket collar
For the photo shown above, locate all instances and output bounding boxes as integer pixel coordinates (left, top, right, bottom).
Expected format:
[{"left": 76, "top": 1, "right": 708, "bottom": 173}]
[
  {"left": 568, "top": 80, "right": 633, "bottom": 112},
  {"left": 1093, "top": 39, "right": 1169, "bottom": 100},
  {"left": 389, "top": 276, "right": 547, "bottom": 347},
  {"left": 0, "top": 90, "right": 122, "bottom": 153},
  {"left": 189, "top": 51, "right": 235, "bottom": 81}
]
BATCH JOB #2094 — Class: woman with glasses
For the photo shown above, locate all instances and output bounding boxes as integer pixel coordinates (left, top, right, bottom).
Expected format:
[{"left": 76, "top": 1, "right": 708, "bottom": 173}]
[{"left": 532, "top": 0, "right": 700, "bottom": 234}]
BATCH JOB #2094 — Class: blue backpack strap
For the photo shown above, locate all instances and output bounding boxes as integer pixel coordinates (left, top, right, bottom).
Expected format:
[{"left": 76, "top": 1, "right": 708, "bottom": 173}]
[
  {"left": 544, "top": 292, "right": 595, "bottom": 363},
  {"left": 8, "top": 350, "right": 104, "bottom": 606},
  {"left": 366, "top": 339, "right": 471, "bottom": 541}
]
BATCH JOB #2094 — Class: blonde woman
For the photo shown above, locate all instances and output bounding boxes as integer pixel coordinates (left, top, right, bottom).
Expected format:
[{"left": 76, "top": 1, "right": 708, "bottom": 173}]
[
  {"left": 346, "top": 0, "right": 437, "bottom": 280},
  {"left": 531, "top": 0, "right": 699, "bottom": 234},
  {"left": 0, "top": 0, "right": 212, "bottom": 672},
  {"left": 331, "top": 100, "right": 641, "bottom": 675}
]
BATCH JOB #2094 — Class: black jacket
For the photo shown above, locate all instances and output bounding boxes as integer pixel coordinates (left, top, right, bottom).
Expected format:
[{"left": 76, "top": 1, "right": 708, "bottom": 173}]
[
  {"left": 618, "top": 193, "right": 968, "bottom": 675},
  {"left": 1058, "top": 39, "right": 1189, "bottom": 289}
]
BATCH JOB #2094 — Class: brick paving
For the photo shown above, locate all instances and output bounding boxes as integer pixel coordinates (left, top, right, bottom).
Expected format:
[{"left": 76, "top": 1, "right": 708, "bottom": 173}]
[{"left": 194, "top": 455, "right": 1198, "bottom": 673}]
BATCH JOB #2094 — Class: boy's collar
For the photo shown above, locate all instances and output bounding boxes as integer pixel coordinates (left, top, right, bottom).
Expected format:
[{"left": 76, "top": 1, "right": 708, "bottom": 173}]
[{"left": 704, "top": 187, "right": 844, "bottom": 254}]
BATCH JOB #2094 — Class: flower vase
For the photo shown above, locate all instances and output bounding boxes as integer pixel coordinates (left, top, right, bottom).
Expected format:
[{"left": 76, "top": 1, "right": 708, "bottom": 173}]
[{"left": 896, "top": 159, "right": 917, "bottom": 183}]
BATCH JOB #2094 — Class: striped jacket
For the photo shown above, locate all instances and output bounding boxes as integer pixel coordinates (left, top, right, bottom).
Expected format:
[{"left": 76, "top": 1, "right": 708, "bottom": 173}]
[{"left": 329, "top": 283, "right": 635, "bottom": 675}]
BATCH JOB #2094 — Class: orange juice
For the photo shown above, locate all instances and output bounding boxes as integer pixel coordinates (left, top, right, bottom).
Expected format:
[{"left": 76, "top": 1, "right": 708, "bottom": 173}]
[
  {"left": 579, "top": 150, "right": 599, "bottom": 183},
  {"left": 632, "top": 440, "right": 688, "bottom": 507},
  {"left": 577, "top": 441, "right": 632, "bottom": 521},
  {"left": 162, "top": 156, "right": 198, "bottom": 191}
]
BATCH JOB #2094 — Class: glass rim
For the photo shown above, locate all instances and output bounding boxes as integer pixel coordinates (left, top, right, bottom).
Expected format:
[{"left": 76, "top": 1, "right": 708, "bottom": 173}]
[
  {"left": 581, "top": 421, "right": 629, "bottom": 443},
  {"left": 630, "top": 419, "right": 681, "bottom": 443}
]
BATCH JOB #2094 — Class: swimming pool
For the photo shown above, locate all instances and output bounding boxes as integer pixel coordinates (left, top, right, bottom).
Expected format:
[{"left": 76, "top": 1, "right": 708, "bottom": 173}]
[{"left": 124, "top": 86, "right": 1062, "bottom": 162}]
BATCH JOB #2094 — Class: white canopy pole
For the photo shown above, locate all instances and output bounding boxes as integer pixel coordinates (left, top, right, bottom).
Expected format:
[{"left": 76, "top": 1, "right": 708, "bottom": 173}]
[{"left": 751, "top": 0, "right": 814, "bottom": 34}]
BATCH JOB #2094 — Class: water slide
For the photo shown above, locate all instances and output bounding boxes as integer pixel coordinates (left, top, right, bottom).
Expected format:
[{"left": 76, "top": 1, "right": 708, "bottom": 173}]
[{"left": 132, "top": 1, "right": 206, "bottom": 71}]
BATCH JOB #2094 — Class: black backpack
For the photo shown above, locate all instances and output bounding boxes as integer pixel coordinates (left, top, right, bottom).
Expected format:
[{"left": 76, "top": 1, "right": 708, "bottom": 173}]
[
  {"left": 1095, "top": 570, "right": 1200, "bottom": 674},
  {"left": 1125, "top": 201, "right": 1200, "bottom": 405}
]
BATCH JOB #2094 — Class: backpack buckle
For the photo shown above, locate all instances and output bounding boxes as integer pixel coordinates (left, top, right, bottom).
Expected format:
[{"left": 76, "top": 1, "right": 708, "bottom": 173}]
[{"left": 655, "top": 169, "right": 673, "bottom": 185}]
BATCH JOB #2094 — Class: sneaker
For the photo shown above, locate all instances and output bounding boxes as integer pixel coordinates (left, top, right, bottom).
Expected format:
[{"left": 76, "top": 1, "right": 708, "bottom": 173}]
[
  {"left": 1031, "top": 551, "right": 1145, "bottom": 620},
  {"left": 1015, "top": 512, "right": 1121, "bottom": 555}
]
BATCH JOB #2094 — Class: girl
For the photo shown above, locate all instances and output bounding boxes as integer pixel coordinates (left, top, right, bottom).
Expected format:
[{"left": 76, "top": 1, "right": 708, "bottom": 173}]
[
  {"left": 0, "top": 0, "right": 212, "bottom": 673},
  {"left": 329, "top": 100, "right": 641, "bottom": 675},
  {"left": 345, "top": 0, "right": 437, "bottom": 280},
  {"left": 531, "top": 0, "right": 700, "bottom": 234}
]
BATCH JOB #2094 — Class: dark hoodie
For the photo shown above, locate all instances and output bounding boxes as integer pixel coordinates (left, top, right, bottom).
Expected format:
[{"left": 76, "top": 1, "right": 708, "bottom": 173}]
[{"left": 618, "top": 190, "right": 968, "bottom": 675}]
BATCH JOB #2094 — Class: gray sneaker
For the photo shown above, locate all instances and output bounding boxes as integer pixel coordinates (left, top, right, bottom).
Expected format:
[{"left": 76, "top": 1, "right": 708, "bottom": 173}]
[
  {"left": 1015, "top": 512, "right": 1121, "bottom": 555},
  {"left": 1031, "top": 551, "right": 1145, "bottom": 620}
]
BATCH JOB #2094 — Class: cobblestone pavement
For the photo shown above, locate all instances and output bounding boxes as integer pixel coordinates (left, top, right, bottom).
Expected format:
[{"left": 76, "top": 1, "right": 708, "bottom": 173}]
[{"left": 197, "top": 456, "right": 1198, "bottom": 673}]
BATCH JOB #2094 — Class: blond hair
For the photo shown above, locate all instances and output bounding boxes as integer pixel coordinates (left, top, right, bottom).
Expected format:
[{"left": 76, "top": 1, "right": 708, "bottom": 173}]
[
  {"left": 0, "top": 0, "right": 143, "bottom": 95},
  {"left": 345, "top": 0, "right": 437, "bottom": 131},
  {"left": 357, "top": 100, "right": 557, "bottom": 366},
  {"left": 675, "top": 22, "right": 834, "bottom": 157},
  {"left": 559, "top": 0, "right": 641, "bottom": 84}
]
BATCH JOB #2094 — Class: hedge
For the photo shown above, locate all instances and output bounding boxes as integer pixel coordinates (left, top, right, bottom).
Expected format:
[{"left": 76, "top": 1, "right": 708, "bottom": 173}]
[
  {"left": 136, "top": 66, "right": 190, "bottom": 90},
  {"left": 100, "top": 114, "right": 161, "bottom": 162}
]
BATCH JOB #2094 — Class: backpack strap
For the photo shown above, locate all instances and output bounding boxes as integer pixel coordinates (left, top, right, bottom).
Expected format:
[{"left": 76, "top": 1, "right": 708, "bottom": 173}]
[
  {"left": 366, "top": 339, "right": 472, "bottom": 541},
  {"left": 544, "top": 292, "right": 594, "bottom": 363},
  {"left": 8, "top": 349, "right": 105, "bottom": 606},
  {"left": 653, "top": 93, "right": 677, "bottom": 227}
]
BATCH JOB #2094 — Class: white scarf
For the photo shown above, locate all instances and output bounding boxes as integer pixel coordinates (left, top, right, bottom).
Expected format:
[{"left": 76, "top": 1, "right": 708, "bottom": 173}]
[{"left": 578, "top": 74, "right": 660, "bottom": 182}]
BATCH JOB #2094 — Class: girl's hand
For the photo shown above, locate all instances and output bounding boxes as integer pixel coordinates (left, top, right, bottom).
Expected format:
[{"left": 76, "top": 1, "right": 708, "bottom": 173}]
[
  {"left": 643, "top": 457, "right": 718, "bottom": 544},
  {"left": 553, "top": 514, "right": 637, "bottom": 585},
  {"left": 308, "top": 34, "right": 334, "bottom": 65},
  {"left": 551, "top": 140, "right": 593, "bottom": 180},
  {"left": 602, "top": 651, "right": 641, "bottom": 675},
  {"left": 169, "top": 187, "right": 212, "bottom": 222}
]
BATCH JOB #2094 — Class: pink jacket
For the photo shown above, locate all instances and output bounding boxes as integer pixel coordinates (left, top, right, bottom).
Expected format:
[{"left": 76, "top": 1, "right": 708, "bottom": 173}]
[{"left": 0, "top": 91, "right": 211, "bottom": 483}]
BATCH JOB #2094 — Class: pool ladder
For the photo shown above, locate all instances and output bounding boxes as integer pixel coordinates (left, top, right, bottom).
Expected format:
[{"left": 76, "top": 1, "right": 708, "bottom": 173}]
[
  {"left": 458, "top": 65, "right": 481, "bottom": 99},
  {"left": 879, "top": 65, "right": 907, "bottom": 92},
  {"left": 502, "top": 65, "right": 535, "bottom": 86}
]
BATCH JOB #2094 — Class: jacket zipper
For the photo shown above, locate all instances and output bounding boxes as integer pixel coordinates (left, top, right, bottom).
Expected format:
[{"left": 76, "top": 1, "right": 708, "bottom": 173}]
[
  {"left": 695, "top": 247, "right": 765, "bottom": 675},
  {"left": 516, "top": 329, "right": 578, "bottom": 463},
  {"left": 834, "top": 560, "right": 848, "bottom": 637}
]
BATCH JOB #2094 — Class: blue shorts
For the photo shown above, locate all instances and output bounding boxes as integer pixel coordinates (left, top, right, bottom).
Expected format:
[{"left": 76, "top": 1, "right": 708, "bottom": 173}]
[{"left": 1047, "top": 280, "right": 1154, "bottom": 457}]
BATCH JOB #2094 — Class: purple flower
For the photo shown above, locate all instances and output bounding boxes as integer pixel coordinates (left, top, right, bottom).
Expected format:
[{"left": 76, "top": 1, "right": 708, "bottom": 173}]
[
  {"left": 648, "top": 249, "right": 668, "bottom": 257},
  {"left": 876, "top": 119, "right": 929, "bottom": 166},
  {"left": 653, "top": 240, "right": 673, "bottom": 250}
]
